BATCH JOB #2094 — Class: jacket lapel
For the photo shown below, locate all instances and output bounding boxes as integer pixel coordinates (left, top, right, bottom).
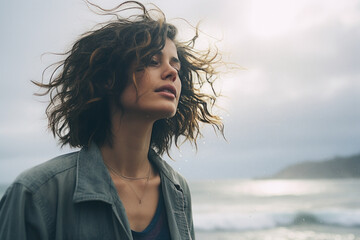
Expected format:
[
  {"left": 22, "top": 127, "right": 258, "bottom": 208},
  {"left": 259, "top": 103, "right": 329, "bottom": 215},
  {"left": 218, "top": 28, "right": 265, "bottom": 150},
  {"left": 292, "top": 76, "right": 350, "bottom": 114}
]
[
  {"left": 149, "top": 149, "right": 192, "bottom": 240},
  {"left": 73, "top": 143, "right": 133, "bottom": 240}
]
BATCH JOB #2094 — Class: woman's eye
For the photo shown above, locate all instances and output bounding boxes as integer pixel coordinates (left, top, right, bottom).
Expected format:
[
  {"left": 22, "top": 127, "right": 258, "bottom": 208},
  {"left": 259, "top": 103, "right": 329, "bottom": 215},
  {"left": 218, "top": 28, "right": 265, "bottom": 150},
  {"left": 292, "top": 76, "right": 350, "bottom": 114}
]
[{"left": 149, "top": 57, "right": 159, "bottom": 66}]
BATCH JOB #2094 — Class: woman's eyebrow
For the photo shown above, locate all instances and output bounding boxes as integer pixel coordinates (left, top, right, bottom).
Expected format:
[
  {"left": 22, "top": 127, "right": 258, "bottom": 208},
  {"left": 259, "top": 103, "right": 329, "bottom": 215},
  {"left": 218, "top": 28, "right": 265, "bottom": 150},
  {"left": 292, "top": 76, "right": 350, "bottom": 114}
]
[{"left": 156, "top": 52, "right": 181, "bottom": 68}]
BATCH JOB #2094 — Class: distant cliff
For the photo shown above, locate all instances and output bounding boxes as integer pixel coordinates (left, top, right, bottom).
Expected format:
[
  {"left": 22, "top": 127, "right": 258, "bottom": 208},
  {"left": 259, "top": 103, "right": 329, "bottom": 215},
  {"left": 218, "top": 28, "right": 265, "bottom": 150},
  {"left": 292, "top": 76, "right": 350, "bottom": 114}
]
[{"left": 271, "top": 153, "right": 360, "bottom": 179}]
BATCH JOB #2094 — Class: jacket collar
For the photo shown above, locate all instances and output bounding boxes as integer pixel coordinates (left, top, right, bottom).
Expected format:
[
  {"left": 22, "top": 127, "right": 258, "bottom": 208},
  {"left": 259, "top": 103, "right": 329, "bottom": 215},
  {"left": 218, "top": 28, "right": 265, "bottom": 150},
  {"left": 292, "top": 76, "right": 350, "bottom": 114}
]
[
  {"left": 73, "top": 143, "right": 116, "bottom": 204},
  {"left": 148, "top": 148, "right": 182, "bottom": 189},
  {"left": 73, "top": 143, "right": 183, "bottom": 203}
]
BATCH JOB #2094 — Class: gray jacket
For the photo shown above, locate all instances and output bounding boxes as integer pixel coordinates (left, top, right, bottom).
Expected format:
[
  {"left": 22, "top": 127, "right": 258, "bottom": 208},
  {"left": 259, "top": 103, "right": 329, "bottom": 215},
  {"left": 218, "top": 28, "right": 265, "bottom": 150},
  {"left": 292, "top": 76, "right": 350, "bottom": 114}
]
[{"left": 0, "top": 143, "right": 195, "bottom": 240}]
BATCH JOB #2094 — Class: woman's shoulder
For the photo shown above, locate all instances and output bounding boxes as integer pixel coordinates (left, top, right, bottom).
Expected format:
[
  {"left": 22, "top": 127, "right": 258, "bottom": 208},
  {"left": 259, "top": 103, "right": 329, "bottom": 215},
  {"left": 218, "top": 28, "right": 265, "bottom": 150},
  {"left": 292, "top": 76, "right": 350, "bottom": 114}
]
[{"left": 13, "top": 151, "right": 79, "bottom": 194}]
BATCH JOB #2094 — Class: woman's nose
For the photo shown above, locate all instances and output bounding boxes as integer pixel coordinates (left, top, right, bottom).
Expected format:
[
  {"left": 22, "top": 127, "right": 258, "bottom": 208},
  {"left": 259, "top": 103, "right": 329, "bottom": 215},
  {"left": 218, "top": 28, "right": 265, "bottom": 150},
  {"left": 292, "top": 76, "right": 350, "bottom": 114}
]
[{"left": 161, "top": 63, "right": 177, "bottom": 82}]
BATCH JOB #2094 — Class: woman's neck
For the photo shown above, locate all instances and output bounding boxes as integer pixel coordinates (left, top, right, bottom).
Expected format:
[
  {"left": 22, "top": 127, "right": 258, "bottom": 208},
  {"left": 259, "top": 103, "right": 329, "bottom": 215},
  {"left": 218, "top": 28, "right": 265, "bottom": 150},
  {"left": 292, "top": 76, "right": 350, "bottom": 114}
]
[{"left": 100, "top": 111, "right": 155, "bottom": 178}]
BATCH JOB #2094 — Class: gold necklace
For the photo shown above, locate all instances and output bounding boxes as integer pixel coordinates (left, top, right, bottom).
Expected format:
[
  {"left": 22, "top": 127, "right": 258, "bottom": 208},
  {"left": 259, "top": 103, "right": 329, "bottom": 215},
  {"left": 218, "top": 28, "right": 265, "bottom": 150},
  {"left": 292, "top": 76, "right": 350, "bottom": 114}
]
[
  {"left": 105, "top": 163, "right": 150, "bottom": 181},
  {"left": 106, "top": 163, "right": 151, "bottom": 204}
]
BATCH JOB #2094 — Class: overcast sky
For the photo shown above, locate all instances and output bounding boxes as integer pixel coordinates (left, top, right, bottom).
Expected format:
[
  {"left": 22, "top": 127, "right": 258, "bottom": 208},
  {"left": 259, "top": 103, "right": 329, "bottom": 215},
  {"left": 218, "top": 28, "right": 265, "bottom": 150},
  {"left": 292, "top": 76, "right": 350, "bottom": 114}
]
[{"left": 1, "top": 0, "right": 359, "bottom": 182}]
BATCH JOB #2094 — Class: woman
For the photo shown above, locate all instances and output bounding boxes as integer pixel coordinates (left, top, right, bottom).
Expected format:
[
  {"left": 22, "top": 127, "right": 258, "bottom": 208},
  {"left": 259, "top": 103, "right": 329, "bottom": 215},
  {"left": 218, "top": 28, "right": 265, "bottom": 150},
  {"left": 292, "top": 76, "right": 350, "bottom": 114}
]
[{"left": 0, "top": 1, "right": 223, "bottom": 239}]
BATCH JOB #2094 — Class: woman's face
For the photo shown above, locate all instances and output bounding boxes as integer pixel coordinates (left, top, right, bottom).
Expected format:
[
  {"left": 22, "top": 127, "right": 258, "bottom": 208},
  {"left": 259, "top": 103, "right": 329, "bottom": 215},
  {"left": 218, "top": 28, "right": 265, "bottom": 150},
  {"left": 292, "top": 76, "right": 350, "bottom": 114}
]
[{"left": 119, "top": 38, "right": 182, "bottom": 120}]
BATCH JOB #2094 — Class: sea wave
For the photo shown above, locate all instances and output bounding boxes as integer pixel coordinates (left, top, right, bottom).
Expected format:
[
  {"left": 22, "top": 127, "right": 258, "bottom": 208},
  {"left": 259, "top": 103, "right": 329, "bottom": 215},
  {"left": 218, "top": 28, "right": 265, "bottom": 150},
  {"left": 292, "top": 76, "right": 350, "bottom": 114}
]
[{"left": 194, "top": 209, "right": 360, "bottom": 232}]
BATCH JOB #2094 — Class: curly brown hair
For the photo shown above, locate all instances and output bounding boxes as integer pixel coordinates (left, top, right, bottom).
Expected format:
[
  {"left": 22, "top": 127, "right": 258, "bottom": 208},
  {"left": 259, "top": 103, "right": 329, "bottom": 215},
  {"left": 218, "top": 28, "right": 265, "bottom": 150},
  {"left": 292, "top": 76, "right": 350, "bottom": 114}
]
[{"left": 34, "top": 1, "right": 224, "bottom": 156}]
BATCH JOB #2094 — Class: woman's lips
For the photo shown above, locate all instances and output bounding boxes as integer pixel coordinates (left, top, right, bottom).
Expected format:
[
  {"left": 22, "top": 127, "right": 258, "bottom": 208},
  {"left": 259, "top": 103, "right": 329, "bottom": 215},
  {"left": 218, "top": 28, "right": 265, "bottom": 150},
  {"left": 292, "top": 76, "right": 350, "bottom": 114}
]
[{"left": 155, "top": 84, "right": 177, "bottom": 98}]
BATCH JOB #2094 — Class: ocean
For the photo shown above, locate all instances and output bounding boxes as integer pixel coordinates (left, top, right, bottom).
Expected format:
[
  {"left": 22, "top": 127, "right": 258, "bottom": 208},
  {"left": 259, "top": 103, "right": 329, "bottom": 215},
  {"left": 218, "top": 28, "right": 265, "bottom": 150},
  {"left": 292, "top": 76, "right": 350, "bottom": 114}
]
[
  {"left": 191, "top": 179, "right": 360, "bottom": 240},
  {"left": 1, "top": 179, "right": 360, "bottom": 239}
]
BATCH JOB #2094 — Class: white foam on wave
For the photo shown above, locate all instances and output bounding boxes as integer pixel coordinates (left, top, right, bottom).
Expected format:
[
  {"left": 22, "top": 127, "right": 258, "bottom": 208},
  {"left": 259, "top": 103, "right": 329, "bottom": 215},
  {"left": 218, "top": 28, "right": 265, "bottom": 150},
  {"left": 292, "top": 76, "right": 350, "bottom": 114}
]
[
  {"left": 194, "top": 209, "right": 360, "bottom": 232},
  {"left": 315, "top": 209, "right": 360, "bottom": 227},
  {"left": 194, "top": 212, "right": 277, "bottom": 231}
]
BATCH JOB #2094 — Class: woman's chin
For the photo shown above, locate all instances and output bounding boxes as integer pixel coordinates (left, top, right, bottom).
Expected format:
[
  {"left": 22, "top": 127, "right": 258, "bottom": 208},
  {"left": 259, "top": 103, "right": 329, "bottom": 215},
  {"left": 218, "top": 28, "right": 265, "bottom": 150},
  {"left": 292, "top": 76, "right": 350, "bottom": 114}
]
[
  {"left": 155, "top": 110, "right": 177, "bottom": 119},
  {"left": 144, "top": 107, "right": 177, "bottom": 120}
]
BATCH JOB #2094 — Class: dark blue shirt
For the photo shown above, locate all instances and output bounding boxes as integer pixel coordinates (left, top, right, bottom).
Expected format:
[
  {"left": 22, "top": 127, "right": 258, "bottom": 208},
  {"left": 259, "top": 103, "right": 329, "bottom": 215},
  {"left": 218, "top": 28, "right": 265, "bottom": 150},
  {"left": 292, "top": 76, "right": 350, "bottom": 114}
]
[{"left": 132, "top": 189, "right": 171, "bottom": 240}]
